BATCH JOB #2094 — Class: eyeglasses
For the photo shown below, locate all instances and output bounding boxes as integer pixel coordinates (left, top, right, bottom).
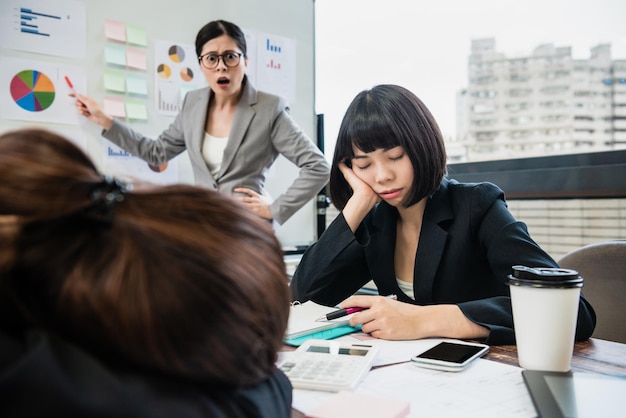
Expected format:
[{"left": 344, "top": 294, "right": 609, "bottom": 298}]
[{"left": 198, "top": 51, "right": 244, "bottom": 69}]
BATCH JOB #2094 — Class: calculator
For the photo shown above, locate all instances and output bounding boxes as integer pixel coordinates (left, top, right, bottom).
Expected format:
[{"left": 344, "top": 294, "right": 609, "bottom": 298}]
[{"left": 278, "top": 339, "right": 379, "bottom": 392}]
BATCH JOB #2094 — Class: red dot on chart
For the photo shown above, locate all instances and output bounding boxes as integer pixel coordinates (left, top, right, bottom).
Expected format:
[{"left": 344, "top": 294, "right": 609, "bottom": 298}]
[{"left": 148, "top": 162, "right": 169, "bottom": 172}]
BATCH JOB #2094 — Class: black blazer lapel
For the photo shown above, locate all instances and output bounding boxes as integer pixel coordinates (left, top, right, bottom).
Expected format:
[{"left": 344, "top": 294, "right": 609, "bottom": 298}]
[
  {"left": 364, "top": 204, "right": 401, "bottom": 297},
  {"left": 413, "top": 179, "right": 453, "bottom": 303}
]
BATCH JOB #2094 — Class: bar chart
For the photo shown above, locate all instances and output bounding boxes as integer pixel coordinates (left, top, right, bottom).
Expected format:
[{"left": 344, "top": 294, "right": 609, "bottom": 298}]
[
  {"left": 0, "top": 0, "right": 86, "bottom": 58},
  {"left": 19, "top": 7, "right": 61, "bottom": 37}
]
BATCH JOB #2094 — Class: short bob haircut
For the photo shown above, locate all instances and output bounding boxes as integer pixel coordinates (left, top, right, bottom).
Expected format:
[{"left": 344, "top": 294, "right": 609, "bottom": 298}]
[
  {"left": 195, "top": 19, "right": 247, "bottom": 58},
  {"left": 329, "top": 84, "right": 447, "bottom": 210}
]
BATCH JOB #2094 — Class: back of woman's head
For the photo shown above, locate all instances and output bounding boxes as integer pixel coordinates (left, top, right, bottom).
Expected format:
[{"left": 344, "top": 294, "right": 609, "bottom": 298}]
[
  {"left": 0, "top": 128, "right": 290, "bottom": 387},
  {"left": 329, "top": 84, "right": 447, "bottom": 210}
]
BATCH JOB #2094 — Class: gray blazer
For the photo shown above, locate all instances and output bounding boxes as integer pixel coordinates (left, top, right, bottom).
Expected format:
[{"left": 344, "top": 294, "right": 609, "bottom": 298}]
[{"left": 103, "top": 79, "right": 329, "bottom": 225}]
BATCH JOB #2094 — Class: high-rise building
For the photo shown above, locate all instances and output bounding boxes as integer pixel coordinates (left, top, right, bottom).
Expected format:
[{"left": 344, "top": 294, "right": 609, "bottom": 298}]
[{"left": 453, "top": 38, "right": 626, "bottom": 162}]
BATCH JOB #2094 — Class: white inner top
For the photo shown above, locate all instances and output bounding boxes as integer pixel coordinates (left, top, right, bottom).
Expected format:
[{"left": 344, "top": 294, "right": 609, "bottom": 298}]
[
  {"left": 202, "top": 132, "right": 228, "bottom": 177},
  {"left": 396, "top": 277, "right": 415, "bottom": 300}
]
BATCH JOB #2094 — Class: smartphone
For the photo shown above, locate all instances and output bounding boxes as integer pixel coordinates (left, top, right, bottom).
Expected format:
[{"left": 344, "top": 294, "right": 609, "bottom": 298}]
[{"left": 411, "top": 341, "right": 489, "bottom": 372}]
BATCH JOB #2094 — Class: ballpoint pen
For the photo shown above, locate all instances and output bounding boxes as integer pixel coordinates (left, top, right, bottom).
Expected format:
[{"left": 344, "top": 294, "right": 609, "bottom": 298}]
[{"left": 316, "top": 294, "right": 398, "bottom": 321}]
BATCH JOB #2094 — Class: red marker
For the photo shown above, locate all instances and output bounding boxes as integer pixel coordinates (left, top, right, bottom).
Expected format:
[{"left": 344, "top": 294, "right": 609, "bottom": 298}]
[{"left": 64, "top": 76, "right": 76, "bottom": 94}]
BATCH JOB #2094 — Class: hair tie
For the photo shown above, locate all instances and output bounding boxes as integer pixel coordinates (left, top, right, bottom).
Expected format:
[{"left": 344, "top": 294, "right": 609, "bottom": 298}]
[{"left": 86, "top": 175, "right": 131, "bottom": 223}]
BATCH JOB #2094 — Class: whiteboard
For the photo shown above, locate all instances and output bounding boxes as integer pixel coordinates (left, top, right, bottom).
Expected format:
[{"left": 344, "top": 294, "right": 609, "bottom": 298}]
[{"left": 0, "top": 0, "right": 317, "bottom": 247}]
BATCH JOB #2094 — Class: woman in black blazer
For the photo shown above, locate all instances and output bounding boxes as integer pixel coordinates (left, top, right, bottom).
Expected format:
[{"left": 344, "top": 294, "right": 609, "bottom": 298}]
[{"left": 290, "top": 84, "right": 596, "bottom": 345}]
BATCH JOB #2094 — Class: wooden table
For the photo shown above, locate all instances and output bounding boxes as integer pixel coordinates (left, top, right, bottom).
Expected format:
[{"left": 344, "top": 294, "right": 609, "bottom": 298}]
[
  {"left": 485, "top": 338, "right": 626, "bottom": 376},
  {"left": 290, "top": 338, "right": 626, "bottom": 417}
]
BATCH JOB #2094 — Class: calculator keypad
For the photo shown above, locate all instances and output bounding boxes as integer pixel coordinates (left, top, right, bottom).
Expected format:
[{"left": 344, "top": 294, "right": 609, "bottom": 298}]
[{"left": 279, "top": 354, "right": 371, "bottom": 391}]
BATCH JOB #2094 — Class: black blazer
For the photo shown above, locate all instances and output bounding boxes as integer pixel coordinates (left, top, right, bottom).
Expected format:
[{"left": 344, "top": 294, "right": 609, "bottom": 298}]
[{"left": 290, "top": 178, "right": 596, "bottom": 345}]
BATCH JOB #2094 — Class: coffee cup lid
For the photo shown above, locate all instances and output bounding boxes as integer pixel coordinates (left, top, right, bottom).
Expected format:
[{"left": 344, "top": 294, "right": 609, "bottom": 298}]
[{"left": 506, "top": 265, "right": 583, "bottom": 288}]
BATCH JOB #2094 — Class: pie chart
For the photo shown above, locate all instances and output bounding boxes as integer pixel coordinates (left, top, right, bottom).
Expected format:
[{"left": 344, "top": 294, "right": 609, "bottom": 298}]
[
  {"left": 168, "top": 45, "right": 185, "bottom": 63},
  {"left": 180, "top": 67, "right": 194, "bottom": 82},
  {"left": 157, "top": 63, "right": 172, "bottom": 79},
  {"left": 10, "top": 70, "right": 55, "bottom": 112}
]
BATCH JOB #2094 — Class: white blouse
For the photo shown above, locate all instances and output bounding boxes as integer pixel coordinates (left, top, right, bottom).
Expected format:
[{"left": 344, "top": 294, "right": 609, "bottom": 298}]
[
  {"left": 396, "top": 277, "right": 415, "bottom": 300},
  {"left": 201, "top": 132, "right": 228, "bottom": 178}
]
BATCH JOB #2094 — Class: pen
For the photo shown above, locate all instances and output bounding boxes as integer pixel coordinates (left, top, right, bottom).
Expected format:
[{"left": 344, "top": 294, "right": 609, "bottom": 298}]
[
  {"left": 316, "top": 294, "right": 398, "bottom": 321},
  {"left": 64, "top": 76, "right": 76, "bottom": 95}
]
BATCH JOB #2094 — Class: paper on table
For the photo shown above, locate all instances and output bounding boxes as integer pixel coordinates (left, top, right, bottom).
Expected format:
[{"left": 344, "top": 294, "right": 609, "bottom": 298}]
[
  {"left": 306, "top": 390, "right": 410, "bottom": 418},
  {"left": 286, "top": 301, "right": 354, "bottom": 340},
  {"left": 293, "top": 358, "right": 536, "bottom": 418},
  {"left": 336, "top": 334, "right": 455, "bottom": 367}
]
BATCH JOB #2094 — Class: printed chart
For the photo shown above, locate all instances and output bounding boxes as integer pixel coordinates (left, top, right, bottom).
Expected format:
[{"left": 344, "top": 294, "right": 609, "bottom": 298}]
[
  {"left": 1, "top": 56, "right": 86, "bottom": 124},
  {"left": 10, "top": 70, "right": 55, "bottom": 112},
  {"left": 154, "top": 40, "right": 206, "bottom": 116},
  {"left": 0, "top": 0, "right": 86, "bottom": 59},
  {"left": 255, "top": 33, "right": 296, "bottom": 104},
  {"left": 103, "top": 140, "right": 178, "bottom": 185}
]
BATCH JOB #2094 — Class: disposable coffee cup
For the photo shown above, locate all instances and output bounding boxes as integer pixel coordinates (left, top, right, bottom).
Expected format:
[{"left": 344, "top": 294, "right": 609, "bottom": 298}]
[{"left": 506, "top": 265, "right": 583, "bottom": 372}]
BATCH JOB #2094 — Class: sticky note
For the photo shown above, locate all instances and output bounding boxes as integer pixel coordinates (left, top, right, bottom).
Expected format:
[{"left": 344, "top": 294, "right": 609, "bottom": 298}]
[
  {"left": 103, "top": 70, "right": 126, "bottom": 93},
  {"left": 126, "top": 47, "right": 147, "bottom": 70},
  {"left": 126, "top": 24, "right": 147, "bottom": 46},
  {"left": 104, "top": 44, "right": 127, "bottom": 67},
  {"left": 103, "top": 96, "right": 126, "bottom": 118},
  {"left": 125, "top": 99, "right": 148, "bottom": 120},
  {"left": 104, "top": 19, "right": 126, "bottom": 42},
  {"left": 126, "top": 73, "right": 148, "bottom": 96}
]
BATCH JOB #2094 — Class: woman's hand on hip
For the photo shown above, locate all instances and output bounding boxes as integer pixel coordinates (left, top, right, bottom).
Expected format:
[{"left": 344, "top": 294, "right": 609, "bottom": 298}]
[{"left": 234, "top": 187, "right": 273, "bottom": 221}]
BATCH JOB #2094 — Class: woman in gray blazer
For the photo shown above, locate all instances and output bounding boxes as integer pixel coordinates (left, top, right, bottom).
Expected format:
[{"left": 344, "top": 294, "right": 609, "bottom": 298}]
[{"left": 73, "top": 20, "right": 329, "bottom": 225}]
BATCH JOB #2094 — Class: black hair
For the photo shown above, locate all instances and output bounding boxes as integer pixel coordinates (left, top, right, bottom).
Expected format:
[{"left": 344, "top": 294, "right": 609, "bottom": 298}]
[
  {"left": 329, "top": 84, "right": 447, "bottom": 210},
  {"left": 195, "top": 20, "right": 247, "bottom": 58}
]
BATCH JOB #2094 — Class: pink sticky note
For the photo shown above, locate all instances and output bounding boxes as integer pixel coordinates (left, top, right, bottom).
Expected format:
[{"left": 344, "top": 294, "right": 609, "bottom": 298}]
[
  {"left": 126, "top": 47, "right": 147, "bottom": 70},
  {"left": 103, "top": 96, "right": 126, "bottom": 118},
  {"left": 105, "top": 19, "right": 126, "bottom": 42}
]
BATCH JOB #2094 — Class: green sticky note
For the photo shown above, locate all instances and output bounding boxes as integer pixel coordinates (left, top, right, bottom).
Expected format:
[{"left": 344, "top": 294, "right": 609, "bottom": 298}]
[
  {"left": 125, "top": 99, "right": 148, "bottom": 120},
  {"left": 126, "top": 24, "right": 147, "bottom": 46},
  {"left": 126, "top": 73, "right": 148, "bottom": 96},
  {"left": 103, "top": 70, "right": 126, "bottom": 93},
  {"left": 104, "top": 43, "right": 126, "bottom": 66}
]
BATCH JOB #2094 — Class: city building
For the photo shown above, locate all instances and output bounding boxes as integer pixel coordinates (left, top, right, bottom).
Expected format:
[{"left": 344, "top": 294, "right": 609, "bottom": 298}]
[{"left": 452, "top": 38, "right": 626, "bottom": 162}]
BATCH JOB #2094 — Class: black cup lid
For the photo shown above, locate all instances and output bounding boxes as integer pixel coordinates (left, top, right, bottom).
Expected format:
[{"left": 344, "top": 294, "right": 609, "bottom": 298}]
[{"left": 506, "top": 265, "right": 583, "bottom": 288}]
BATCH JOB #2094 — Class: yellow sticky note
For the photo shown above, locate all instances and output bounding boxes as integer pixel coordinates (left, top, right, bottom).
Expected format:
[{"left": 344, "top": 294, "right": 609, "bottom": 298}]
[
  {"left": 104, "top": 44, "right": 127, "bottom": 66},
  {"left": 126, "top": 24, "right": 147, "bottom": 46},
  {"left": 125, "top": 99, "right": 148, "bottom": 120},
  {"left": 103, "top": 70, "right": 126, "bottom": 93}
]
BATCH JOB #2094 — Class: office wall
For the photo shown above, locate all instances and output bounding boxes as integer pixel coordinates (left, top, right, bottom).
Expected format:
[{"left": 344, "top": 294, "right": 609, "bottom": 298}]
[{"left": 0, "top": 0, "right": 318, "bottom": 247}]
